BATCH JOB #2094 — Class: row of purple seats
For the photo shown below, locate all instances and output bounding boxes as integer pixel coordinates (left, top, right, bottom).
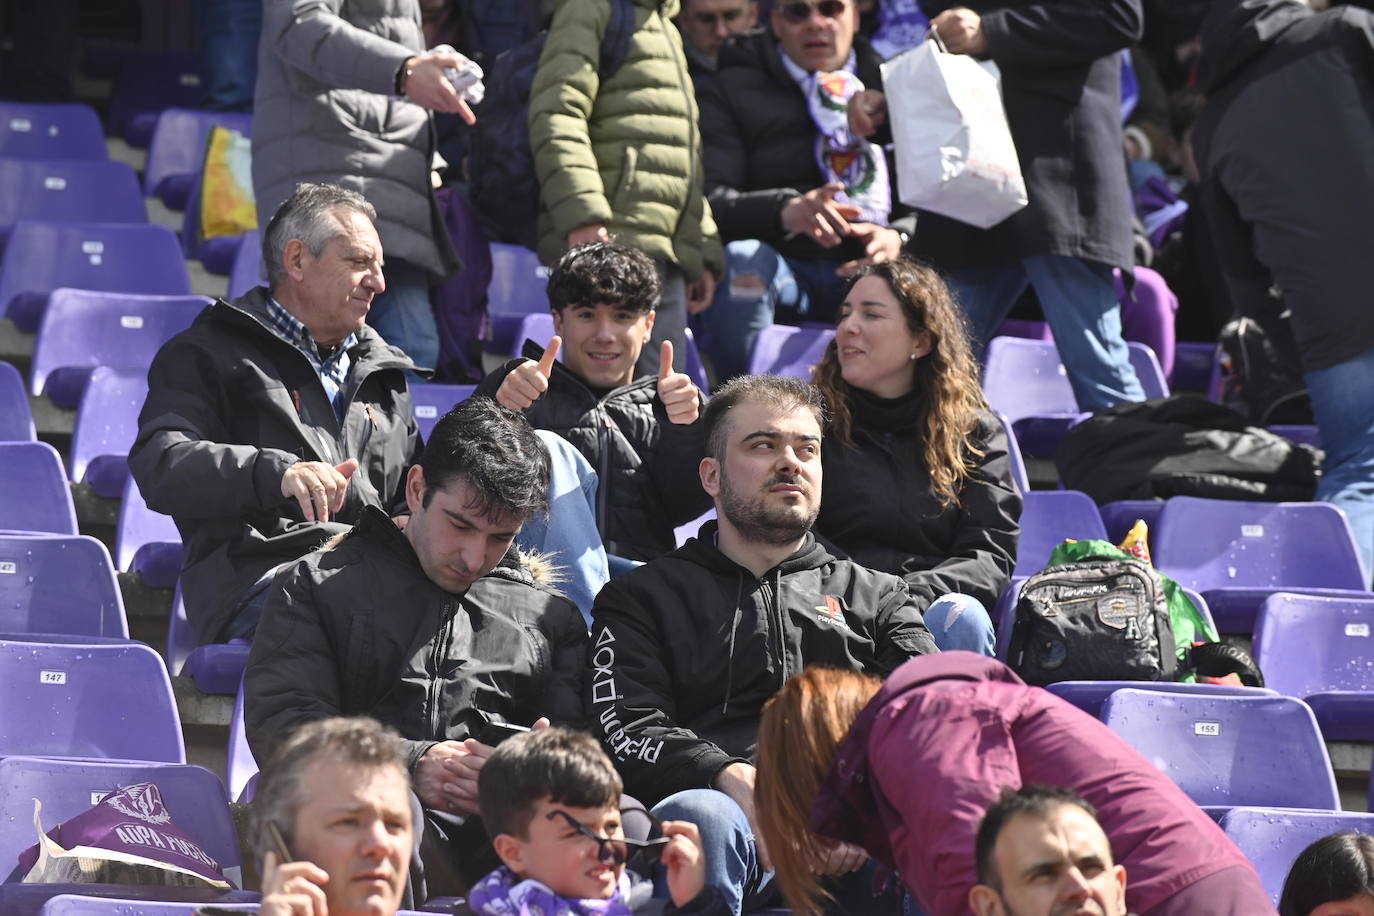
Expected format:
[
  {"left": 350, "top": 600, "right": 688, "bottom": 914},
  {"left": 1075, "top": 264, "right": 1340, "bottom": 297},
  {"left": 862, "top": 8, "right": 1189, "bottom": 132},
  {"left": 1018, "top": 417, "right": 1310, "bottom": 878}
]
[
  {"left": 0, "top": 533, "right": 128, "bottom": 640},
  {"left": 0, "top": 160, "right": 146, "bottom": 255},
  {"left": 145, "top": 109, "right": 252, "bottom": 210},
  {"left": 1221, "top": 808, "right": 1374, "bottom": 907},
  {"left": 0, "top": 361, "right": 34, "bottom": 441},
  {"left": 0, "top": 103, "right": 106, "bottom": 162}
]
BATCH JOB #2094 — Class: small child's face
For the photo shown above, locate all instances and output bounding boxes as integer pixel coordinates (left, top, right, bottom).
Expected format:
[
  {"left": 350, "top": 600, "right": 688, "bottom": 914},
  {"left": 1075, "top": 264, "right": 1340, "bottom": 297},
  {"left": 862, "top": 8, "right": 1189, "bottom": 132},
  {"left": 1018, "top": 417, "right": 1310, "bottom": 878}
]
[
  {"left": 552, "top": 302, "right": 655, "bottom": 390},
  {"left": 501, "top": 799, "right": 626, "bottom": 899}
]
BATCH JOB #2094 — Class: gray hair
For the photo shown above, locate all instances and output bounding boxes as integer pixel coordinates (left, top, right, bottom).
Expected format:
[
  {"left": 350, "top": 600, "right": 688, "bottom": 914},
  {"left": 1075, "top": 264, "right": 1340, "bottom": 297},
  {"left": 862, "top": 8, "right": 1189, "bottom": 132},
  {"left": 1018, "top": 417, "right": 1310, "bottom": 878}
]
[
  {"left": 250, "top": 716, "right": 409, "bottom": 864},
  {"left": 261, "top": 183, "right": 378, "bottom": 288}
]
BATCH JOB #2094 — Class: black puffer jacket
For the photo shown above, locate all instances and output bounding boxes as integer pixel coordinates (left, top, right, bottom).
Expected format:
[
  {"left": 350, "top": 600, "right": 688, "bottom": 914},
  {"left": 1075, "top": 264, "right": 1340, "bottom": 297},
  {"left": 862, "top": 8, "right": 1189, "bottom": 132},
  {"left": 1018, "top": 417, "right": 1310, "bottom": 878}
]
[
  {"left": 586, "top": 523, "right": 937, "bottom": 804},
  {"left": 697, "top": 30, "right": 915, "bottom": 263},
  {"left": 816, "top": 393, "right": 1021, "bottom": 611},
  {"left": 478, "top": 341, "right": 712, "bottom": 560},
  {"left": 129, "top": 288, "right": 421, "bottom": 644},
  {"left": 245, "top": 507, "right": 588, "bottom": 771}
]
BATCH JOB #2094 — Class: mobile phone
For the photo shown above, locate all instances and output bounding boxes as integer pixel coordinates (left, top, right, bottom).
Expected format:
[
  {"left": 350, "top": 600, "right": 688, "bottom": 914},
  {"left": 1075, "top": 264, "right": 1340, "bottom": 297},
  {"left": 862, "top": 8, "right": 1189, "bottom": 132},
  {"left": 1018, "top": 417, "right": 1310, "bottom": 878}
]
[
  {"left": 266, "top": 822, "right": 293, "bottom": 864},
  {"left": 478, "top": 721, "right": 531, "bottom": 747}
]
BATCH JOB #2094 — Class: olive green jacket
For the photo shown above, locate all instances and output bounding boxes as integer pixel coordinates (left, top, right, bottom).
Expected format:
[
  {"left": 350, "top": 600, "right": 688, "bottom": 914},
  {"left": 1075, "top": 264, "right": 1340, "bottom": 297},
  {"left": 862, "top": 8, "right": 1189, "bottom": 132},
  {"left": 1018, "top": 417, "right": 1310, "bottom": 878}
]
[{"left": 529, "top": 0, "right": 723, "bottom": 279}]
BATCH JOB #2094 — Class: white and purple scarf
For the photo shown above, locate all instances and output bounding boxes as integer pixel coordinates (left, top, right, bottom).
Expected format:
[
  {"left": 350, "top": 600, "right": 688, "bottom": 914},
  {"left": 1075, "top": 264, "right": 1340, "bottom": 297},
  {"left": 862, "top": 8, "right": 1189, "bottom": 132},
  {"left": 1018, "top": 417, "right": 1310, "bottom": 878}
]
[{"left": 468, "top": 865, "right": 635, "bottom": 916}]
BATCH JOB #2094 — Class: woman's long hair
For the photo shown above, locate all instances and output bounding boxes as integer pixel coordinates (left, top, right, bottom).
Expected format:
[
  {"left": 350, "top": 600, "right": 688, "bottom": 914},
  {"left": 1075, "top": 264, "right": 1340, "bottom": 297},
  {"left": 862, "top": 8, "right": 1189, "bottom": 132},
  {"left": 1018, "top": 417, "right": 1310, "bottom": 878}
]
[
  {"left": 755, "top": 667, "right": 883, "bottom": 916},
  {"left": 812, "top": 258, "right": 987, "bottom": 507},
  {"left": 1279, "top": 832, "right": 1374, "bottom": 916}
]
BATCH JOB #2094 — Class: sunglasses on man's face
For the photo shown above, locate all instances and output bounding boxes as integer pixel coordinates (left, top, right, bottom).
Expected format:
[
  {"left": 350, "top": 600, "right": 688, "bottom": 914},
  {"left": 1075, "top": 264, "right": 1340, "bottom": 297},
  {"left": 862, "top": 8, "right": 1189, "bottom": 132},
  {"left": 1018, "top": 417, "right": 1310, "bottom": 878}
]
[
  {"left": 779, "top": 0, "right": 847, "bottom": 24},
  {"left": 547, "top": 808, "right": 672, "bottom": 868}
]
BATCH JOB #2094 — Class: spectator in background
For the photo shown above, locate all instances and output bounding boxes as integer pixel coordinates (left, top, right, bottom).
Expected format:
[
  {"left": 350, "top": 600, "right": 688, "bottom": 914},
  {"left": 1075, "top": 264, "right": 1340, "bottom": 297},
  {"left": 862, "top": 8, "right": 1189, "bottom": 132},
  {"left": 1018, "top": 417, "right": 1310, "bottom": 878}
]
[
  {"left": 245, "top": 396, "right": 588, "bottom": 898},
  {"left": 529, "top": 0, "right": 723, "bottom": 380},
  {"left": 863, "top": 0, "right": 1145, "bottom": 413},
  {"left": 695, "top": 0, "right": 915, "bottom": 382},
  {"left": 1279, "top": 832, "right": 1374, "bottom": 916},
  {"left": 1192, "top": 0, "right": 1374, "bottom": 580},
  {"left": 676, "top": 0, "right": 758, "bottom": 72},
  {"left": 193, "top": 0, "right": 261, "bottom": 111},
  {"left": 253, "top": 0, "right": 476, "bottom": 372},
  {"left": 130, "top": 184, "right": 422, "bottom": 645}
]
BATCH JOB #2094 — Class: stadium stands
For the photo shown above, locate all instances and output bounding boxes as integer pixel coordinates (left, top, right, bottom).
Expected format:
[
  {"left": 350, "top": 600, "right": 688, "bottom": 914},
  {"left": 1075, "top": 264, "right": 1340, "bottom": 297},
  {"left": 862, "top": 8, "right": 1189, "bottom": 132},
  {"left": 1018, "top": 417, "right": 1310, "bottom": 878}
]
[
  {"left": 0, "top": 441, "right": 79, "bottom": 535},
  {"left": 0, "top": 159, "right": 146, "bottom": 253},
  {"left": 0, "top": 102, "right": 106, "bottom": 161},
  {"left": 0, "top": 360, "right": 34, "bottom": 441},
  {"left": 0, "top": 533, "right": 128, "bottom": 639}
]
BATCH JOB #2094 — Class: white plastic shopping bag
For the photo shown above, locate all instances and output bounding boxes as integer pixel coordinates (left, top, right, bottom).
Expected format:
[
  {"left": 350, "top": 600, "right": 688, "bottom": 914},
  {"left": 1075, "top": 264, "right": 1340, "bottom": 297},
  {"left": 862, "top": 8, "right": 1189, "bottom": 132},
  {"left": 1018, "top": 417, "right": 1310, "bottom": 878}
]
[{"left": 880, "top": 33, "right": 1028, "bottom": 229}]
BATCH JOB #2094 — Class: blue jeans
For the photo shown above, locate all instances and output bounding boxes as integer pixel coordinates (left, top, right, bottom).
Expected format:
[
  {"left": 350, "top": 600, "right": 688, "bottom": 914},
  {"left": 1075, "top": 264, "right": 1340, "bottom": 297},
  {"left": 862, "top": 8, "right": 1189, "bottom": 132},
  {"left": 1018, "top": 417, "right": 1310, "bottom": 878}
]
[
  {"left": 699, "top": 239, "right": 851, "bottom": 382},
  {"left": 1305, "top": 346, "right": 1374, "bottom": 584},
  {"left": 517, "top": 431, "right": 611, "bottom": 625},
  {"left": 368, "top": 259, "right": 440, "bottom": 374},
  {"left": 945, "top": 255, "right": 1145, "bottom": 412},
  {"left": 651, "top": 789, "right": 775, "bottom": 916},
  {"left": 192, "top": 0, "right": 261, "bottom": 111},
  {"left": 924, "top": 593, "right": 995, "bottom": 656}
]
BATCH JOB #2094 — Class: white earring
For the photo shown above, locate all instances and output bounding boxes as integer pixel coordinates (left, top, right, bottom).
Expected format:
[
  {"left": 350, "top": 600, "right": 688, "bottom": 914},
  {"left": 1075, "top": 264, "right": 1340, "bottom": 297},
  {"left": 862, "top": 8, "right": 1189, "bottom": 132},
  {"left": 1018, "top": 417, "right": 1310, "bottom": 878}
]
[{"left": 909, "top": 353, "right": 918, "bottom": 361}]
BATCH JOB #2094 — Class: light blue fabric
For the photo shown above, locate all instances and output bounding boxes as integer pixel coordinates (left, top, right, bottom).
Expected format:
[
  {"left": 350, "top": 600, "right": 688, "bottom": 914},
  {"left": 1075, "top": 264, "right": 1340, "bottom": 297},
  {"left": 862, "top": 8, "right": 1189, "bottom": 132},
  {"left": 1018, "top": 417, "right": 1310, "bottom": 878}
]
[
  {"left": 368, "top": 258, "right": 439, "bottom": 374},
  {"left": 924, "top": 592, "right": 995, "bottom": 656},
  {"left": 650, "top": 789, "right": 774, "bottom": 916},
  {"left": 1305, "top": 346, "right": 1374, "bottom": 584},
  {"left": 945, "top": 255, "right": 1145, "bottom": 412}
]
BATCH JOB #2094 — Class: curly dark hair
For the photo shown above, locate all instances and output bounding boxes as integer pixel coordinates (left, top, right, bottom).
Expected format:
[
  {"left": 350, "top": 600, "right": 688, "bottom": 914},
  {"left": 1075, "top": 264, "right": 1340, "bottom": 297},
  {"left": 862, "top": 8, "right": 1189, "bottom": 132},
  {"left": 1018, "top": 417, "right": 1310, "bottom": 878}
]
[
  {"left": 546, "top": 241, "right": 661, "bottom": 315},
  {"left": 812, "top": 257, "right": 987, "bottom": 508}
]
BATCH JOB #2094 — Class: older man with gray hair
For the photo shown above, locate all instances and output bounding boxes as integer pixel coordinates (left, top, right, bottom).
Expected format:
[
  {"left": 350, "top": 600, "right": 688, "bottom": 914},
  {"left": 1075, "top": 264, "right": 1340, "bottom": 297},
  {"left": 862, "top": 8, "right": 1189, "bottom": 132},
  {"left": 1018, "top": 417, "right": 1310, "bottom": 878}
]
[{"left": 130, "top": 182, "right": 423, "bottom": 645}]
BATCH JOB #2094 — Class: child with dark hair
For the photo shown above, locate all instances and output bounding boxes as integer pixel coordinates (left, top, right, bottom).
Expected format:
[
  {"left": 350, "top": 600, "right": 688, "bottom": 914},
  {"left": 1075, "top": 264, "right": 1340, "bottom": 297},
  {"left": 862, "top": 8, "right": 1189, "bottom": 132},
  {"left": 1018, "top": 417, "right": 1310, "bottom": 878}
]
[
  {"left": 478, "top": 241, "right": 713, "bottom": 563},
  {"left": 472, "top": 727, "right": 724, "bottom": 915}
]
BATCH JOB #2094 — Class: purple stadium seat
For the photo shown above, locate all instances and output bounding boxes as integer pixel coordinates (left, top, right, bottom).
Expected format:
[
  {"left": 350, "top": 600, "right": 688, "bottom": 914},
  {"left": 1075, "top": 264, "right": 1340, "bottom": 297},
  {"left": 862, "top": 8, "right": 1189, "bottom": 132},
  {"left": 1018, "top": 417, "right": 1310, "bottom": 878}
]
[
  {"left": 0, "top": 757, "right": 240, "bottom": 888},
  {"left": 982, "top": 337, "right": 1169, "bottom": 456},
  {"left": 1153, "top": 496, "right": 1371, "bottom": 634},
  {"left": 0, "top": 221, "right": 191, "bottom": 333},
  {"left": 226, "top": 229, "right": 263, "bottom": 300},
  {"left": 166, "top": 584, "right": 249, "bottom": 696},
  {"left": 411, "top": 383, "right": 476, "bottom": 443},
  {"left": 33, "top": 899, "right": 448, "bottom": 915},
  {"left": 995, "top": 318, "right": 1052, "bottom": 340},
  {"left": 486, "top": 242, "right": 550, "bottom": 355},
  {"left": 227, "top": 681, "right": 258, "bottom": 804},
  {"left": 1046, "top": 681, "right": 1276, "bottom": 719},
  {"left": 69, "top": 368, "right": 148, "bottom": 498},
  {"left": 144, "top": 109, "right": 252, "bottom": 209},
  {"left": 2, "top": 889, "right": 261, "bottom": 916},
  {"left": 1100, "top": 688, "right": 1339, "bottom": 810},
  {"left": 0, "top": 441, "right": 78, "bottom": 535},
  {"left": 115, "top": 475, "right": 182, "bottom": 589},
  {"left": 180, "top": 171, "right": 246, "bottom": 274},
  {"left": 0, "top": 533, "right": 128, "bottom": 639},
  {"left": 993, "top": 412, "right": 1030, "bottom": 495},
  {"left": 1172, "top": 340, "right": 1218, "bottom": 394},
  {"left": 1269, "top": 424, "right": 1322, "bottom": 448},
  {"left": 0, "top": 360, "right": 34, "bottom": 441},
  {"left": 745, "top": 324, "right": 834, "bottom": 379},
  {"left": 0, "top": 103, "right": 106, "bottom": 161},
  {"left": 512, "top": 314, "right": 712, "bottom": 391},
  {"left": 0, "top": 639, "right": 184, "bottom": 762},
  {"left": 107, "top": 52, "right": 202, "bottom": 147},
  {"left": 1253, "top": 591, "right": 1374, "bottom": 740},
  {"left": 1098, "top": 499, "right": 1164, "bottom": 545},
  {"left": 29, "top": 290, "right": 209, "bottom": 408},
  {"left": 0, "top": 159, "right": 146, "bottom": 254},
  {"left": 1218, "top": 807, "right": 1374, "bottom": 905},
  {"left": 1013, "top": 490, "right": 1107, "bottom": 578}
]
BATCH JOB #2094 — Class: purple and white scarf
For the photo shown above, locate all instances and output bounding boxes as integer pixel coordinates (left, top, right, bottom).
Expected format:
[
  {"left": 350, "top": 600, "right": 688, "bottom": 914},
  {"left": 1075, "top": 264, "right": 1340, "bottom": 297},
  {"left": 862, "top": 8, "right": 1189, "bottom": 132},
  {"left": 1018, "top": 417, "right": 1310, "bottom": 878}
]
[{"left": 468, "top": 865, "right": 635, "bottom": 916}]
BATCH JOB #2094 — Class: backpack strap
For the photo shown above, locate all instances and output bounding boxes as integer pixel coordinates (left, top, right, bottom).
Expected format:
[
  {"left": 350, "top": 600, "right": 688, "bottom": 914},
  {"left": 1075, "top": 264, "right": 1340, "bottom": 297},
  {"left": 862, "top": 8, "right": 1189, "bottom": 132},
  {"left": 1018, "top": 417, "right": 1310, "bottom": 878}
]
[{"left": 599, "top": 0, "right": 636, "bottom": 78}]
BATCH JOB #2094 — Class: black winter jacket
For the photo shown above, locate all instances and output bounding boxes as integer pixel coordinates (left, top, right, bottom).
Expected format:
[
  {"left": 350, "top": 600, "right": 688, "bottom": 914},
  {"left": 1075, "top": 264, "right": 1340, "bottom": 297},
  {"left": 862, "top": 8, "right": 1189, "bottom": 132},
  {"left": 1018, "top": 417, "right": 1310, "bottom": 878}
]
[
  {"left": 816, "top": 392, "right": 1021, "bottom": 612},
  {"left": 1192, "top": 0, "right": 1374, "bottom": 373},
  {"left": 129, "top": 288, "right": 421, "bottom": 644},
  {"left": 586, "top": 523, "right": 937, "bottom": 804},
  {"left": 477, "top": 341, "right": 712, "bottom": 560},
  {"left": 697, "top": 30, "right": 916, "bottom": 264},
  {"left": 911, "top": 0, "right": 1141, "bottom": 270},
  {"left": 244, "top": 507, "right": 588, "bottom": 771}
]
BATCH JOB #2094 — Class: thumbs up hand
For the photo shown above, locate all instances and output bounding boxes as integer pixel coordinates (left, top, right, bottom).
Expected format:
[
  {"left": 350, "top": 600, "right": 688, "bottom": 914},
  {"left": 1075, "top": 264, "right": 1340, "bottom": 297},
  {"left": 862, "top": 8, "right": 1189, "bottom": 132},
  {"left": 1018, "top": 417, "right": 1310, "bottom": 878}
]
[
  {"left": 496, "top": 337, "right": 560, "bottom": 411},
  {"left": 656, "top": 340, "right": 700, "bottom": 426}
]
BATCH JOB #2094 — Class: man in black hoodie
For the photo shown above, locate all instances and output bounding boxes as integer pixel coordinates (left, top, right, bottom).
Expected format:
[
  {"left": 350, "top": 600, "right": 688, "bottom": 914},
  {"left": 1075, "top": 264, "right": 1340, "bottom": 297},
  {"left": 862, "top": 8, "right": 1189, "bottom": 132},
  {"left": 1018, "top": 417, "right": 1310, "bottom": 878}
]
[
  {"left": 586, "top": 374, "right": 937, "bottom": 914},
  {"left": 1192, "top": 0, "right": 1374, "bottom": 581}
]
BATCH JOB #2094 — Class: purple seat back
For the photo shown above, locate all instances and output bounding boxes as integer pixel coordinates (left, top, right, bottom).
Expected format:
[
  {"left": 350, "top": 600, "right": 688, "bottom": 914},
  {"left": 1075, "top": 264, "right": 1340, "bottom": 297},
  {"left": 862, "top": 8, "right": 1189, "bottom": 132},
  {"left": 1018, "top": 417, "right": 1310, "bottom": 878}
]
[
  {"left": 488, "top": 242, "right": 549, "bottom": 317},
  {"left": 0, "top": 757, "right": 239, "bottom": 889},
  {"left": 0, "top": 639, "right": 184, "bottom": 762},
  {"left": 1046, "top": 680, "right": 1276, "bottom": 720},
  {"left": 0, "top": 534, "right": 128, "bottom": 639},
  {"left": 984, "top": 337, "right": 1169, "bottom": 425},
  {"left": 993, "top": 575, "right": 1029, "bottom": 661},
  {"left": 1013, "top": 490, "right": 1107, "bottom": 578},
  {"left": 0, "top": 160, "right": 146, "bottom": 253},
  {"left": 1218, "top": 807, "right": 1374, "bottom": 905},
  {"left": 992, "top": 412, "right": 1030, "bottom": 495},
  {"left": 411, "top": 383, "right": 477, "bottom": 444},
  {"left": 1098, "top": 499, "right": 1164, "bottom": 545},
  {"left": 745, "top": 324, "right": 834, "bottom": 379},
  {"left": 115, "top": 475, "right": 182, "bottom": 587},
  {"left": 144, "top": 109, "right": 252, "bottom": 206},
  {"left": 226, "top": 682, "right": 258, "bottom": 804},
  {"left": 69, "top": 368, "right": 148, "bottom": 497},
  {"left": 165, "top": 584, "right": 248, "bottom": 695},
  {"left": 226, "top": 229, "right": 263, "bottom": 300},
  {"left": 1154, "top": 496, "right": 1369, "bottom": 593},
  {"left": 1100, "top": 689, "right": 1339, "bottom": 809},
  {"left": 0, "top": 103, "right": 106, "bottom": 161},
  {"left": 30, "top": 290, "right": 209, "bottom": 408},
  {"left": 0, "top": 360, "right": 34, "bottom": 441},
  {"left": 0, "top": 442, "right": 78, "bottom": 535},
  {"left": 0, "top": 221, "right": 191, "bottom": 332},
  {"left": 1172, "top": 340, "right": 1218, "bottom": 394},
  {"left": 1253, "top": 592, "right": 1374, "bottom": 697}
]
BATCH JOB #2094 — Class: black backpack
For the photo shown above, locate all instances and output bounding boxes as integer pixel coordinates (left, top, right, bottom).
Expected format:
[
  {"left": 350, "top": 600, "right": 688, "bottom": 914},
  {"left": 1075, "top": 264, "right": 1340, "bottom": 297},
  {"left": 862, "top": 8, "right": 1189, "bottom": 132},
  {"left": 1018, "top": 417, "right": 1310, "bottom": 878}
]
[
  {"left": 467, "top": 0, "right": 636, "bottom": 250},
  {"left": 1009, "top": 556, "right": 1177, "bottom": 687}
]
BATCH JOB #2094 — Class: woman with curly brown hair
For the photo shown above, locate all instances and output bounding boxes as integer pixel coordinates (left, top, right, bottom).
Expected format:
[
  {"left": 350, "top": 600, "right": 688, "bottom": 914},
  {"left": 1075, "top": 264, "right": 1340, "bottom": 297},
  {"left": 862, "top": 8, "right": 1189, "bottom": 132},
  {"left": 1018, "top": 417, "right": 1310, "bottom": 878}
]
[{"left": 811, "top": 257, "right": 1020, "bottom": 653}]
